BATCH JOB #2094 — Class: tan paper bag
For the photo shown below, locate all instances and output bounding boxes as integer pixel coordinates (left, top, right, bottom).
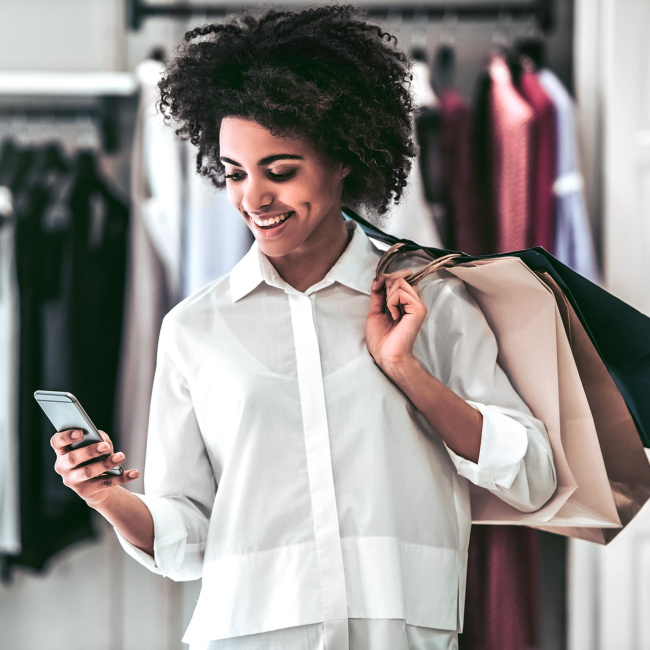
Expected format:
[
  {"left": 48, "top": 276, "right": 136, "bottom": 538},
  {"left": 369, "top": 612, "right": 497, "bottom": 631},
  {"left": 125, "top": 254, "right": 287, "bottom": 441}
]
[
  {"left": 534, "top": 271, "right": 650, "bottom": 543},
  {"left": 444, "top": 258, "right": 620, "bottom": 528},
  {"left": 377, "top": 244, "right": 650, "bottom": 539}
]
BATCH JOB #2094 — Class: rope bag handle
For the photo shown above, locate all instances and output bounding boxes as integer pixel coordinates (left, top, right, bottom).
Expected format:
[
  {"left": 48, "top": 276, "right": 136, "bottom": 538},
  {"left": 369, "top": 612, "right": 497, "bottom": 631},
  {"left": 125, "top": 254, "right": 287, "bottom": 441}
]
[{"left": 375, "top": 242, "right": 464, "bottom": 286}]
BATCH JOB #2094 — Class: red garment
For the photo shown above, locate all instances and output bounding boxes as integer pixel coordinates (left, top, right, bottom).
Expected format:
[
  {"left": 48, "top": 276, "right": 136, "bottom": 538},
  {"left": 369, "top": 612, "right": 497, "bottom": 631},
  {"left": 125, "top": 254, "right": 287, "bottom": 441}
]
[
  {"left": 461, "top": 527, "right": 539, "bottom": 650},
  {"left": 460, "top": 55, "right": 541, "bottom": 650},
  {"left": 518, "top": 69, "right": 557, "bottom": 250},
  {"left": 439, "top": 88, "right": 483, "bottom": 255},
  {"left": 488, "top": 55, "right": 534, "bottom": 252}
]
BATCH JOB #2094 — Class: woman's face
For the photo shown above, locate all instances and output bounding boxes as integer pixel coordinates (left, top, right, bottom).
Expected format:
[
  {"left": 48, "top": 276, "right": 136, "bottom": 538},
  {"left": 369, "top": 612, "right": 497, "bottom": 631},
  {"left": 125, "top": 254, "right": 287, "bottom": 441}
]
[{"left": 220, "top": 117, "right": 348, "bottom": 262}]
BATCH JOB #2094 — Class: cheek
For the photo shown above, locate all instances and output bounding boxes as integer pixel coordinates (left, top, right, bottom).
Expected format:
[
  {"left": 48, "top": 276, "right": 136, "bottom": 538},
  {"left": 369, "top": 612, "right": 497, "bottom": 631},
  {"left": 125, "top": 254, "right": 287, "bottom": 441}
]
[{"left": 225, "top": 183, "right": 241, "bottom": 209}]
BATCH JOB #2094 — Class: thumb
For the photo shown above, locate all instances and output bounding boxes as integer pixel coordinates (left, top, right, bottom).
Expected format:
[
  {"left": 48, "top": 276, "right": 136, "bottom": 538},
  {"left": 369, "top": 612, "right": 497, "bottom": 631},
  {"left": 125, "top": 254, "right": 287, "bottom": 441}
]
[{"left": 368, "top": 280, "right": 386, "bottom": 317}]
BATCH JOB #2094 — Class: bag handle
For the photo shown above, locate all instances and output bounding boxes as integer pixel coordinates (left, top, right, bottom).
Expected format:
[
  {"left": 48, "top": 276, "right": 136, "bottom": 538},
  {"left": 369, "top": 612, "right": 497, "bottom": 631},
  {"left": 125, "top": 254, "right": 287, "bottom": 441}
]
[
  {"left": 342, "top": 206, "right": 463, "bottom": 285},
  {"left": 375, "top": 242, "right": 463, "bottom": 286}
]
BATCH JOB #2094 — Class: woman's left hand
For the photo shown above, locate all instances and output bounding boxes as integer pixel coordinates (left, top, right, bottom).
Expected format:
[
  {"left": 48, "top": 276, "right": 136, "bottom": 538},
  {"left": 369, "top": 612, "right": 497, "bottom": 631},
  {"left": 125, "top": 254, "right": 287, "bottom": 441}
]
[{"left": 365, "top": 271, "right": 428, "bottom": 376}]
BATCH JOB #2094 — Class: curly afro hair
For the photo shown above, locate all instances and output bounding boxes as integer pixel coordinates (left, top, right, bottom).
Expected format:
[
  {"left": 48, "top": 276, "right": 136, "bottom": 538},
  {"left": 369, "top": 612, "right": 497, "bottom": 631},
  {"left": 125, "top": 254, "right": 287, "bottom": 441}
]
[{"left": 158, "top": 4, "right": 416, "bottom": 217}]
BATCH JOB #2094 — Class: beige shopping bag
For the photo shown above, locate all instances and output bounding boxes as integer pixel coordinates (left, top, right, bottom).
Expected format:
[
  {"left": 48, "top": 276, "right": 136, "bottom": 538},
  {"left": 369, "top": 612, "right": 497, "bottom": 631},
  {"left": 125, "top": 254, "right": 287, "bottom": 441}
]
[
  {"left": 377, "top": 247, "right": 627, "bottom": 530},
  {"left": 445, "top": 258, "right": 621, "bottom": 528}
]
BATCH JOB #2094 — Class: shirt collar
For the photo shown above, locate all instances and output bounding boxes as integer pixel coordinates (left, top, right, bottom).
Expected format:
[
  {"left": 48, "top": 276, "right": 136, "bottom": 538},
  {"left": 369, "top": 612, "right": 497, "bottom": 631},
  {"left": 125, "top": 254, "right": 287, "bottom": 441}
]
[{"left": 230, "top": 219, "right": 380, "bottom": 302}]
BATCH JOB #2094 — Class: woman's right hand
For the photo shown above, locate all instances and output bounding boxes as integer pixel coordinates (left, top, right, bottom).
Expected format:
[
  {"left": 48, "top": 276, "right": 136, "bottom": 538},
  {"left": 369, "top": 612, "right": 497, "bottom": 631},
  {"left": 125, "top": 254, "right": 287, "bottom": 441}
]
[{"left": 51, "top": 429, "right": 140, "bottom": 508}]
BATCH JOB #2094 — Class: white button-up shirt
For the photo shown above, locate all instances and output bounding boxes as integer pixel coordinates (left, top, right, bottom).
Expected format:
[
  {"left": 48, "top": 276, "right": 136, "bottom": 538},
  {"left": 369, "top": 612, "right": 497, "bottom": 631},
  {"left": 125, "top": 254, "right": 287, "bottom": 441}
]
[{"left": 117, "top": 220, "right": 556, "bottom": 649}]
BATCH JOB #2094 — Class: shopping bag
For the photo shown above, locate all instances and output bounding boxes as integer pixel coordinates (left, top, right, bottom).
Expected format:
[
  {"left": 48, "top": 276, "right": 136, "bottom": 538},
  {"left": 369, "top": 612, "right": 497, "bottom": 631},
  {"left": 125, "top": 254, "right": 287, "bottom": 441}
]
[
  {"left": 534, "top": 271, "right": 650, "bottom": 543},
  {"left": 377, "top": 248, "right": 624, "bottom": 530},
  {"left": 345, "top": 207, "right": 650, "bottom": 448},
  {"left": 366, "top": 221, "right": 650, "bottom": 540}
]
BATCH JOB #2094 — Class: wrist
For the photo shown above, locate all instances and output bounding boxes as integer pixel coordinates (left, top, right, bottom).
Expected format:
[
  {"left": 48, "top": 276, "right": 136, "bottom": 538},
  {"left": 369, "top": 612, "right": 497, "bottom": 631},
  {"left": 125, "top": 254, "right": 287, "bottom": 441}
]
[
  {"left": 86, "top": 485, "right": 123, "bottom": 512},
  {"left": 378, "top": 354, "right": 425, "bottom": 388}
]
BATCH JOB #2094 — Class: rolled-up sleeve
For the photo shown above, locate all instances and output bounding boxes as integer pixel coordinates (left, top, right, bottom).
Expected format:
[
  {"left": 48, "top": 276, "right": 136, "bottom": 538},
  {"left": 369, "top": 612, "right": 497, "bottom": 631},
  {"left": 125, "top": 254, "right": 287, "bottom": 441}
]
[
  {"left": 415, "top": 273, "right": 557, "bottom": 513},
  {"left": 115, "top": 313, "right": 216, "bottom": 581}
]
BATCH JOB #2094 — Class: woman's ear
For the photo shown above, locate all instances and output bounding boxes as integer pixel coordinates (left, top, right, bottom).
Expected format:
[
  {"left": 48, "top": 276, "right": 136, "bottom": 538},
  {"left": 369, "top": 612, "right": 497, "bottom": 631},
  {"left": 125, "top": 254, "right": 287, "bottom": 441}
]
[{"left": 337, "top": 164, "right": 351, "bottom": 181}]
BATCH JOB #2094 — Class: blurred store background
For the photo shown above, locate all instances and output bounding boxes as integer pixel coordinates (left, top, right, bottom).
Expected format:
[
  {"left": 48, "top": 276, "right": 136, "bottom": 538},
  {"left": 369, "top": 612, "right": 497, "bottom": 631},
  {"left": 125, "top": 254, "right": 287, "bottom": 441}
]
[{"left": 0, "top": 1, "right": 649, "bottom": 649}]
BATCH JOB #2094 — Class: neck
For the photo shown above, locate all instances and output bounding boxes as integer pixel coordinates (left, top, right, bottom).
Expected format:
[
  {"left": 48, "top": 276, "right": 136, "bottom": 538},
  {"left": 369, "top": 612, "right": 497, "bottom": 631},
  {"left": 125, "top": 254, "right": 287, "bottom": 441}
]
[{"left": 270, "top": 218, "right": 351, "bottom": 292}]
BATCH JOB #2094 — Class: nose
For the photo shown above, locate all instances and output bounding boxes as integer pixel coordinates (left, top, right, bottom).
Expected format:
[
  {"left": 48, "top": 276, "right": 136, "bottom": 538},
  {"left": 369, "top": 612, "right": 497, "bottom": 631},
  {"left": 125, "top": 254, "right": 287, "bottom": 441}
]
[{"left": 240, "top": 176, "right": 274, "bottom": 215}]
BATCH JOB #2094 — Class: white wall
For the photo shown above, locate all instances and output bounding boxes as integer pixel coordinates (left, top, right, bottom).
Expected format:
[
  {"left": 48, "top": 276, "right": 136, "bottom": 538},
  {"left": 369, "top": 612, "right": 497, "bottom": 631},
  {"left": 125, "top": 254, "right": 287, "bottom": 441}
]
[{"left": 0, "top": 0, "right": 126, "bottom": 72}]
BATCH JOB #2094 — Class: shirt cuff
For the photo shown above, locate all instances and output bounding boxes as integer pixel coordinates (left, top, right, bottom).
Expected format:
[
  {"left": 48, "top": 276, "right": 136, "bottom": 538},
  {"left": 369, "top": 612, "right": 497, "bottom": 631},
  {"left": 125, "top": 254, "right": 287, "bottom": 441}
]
[
  {"left": 114, "top": 493, "right": 188, "bottom": 577},
  {"left": 444, "top": 401, "right": 528, "bottom": 490}
]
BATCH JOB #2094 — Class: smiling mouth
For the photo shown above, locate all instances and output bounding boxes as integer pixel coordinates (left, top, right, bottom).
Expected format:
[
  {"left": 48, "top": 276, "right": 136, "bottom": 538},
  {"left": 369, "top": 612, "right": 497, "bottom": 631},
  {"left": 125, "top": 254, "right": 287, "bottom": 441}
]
[{"left": 251, "top": 211, "right": 295, "bottom": 229}]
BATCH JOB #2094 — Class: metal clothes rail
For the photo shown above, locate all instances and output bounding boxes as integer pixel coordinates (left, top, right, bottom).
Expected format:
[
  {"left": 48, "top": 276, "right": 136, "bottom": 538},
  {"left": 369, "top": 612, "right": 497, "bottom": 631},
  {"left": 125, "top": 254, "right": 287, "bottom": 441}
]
[
  {"left": 0, "top": 73, "right": 138, "bottom": 153},
  {"left": 127, "top": 0, "right": 555, "bottom": 32}
]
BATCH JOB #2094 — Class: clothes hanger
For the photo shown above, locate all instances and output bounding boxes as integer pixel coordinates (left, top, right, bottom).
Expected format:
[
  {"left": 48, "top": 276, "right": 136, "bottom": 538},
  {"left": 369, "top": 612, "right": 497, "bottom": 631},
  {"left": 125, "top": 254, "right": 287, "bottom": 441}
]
[
  {"left": 513, "top": 14, "right": 548, "bottom": 73},
  {"left": 24, "top": 135, "right": 70, "bottom": 189},
  {"left": 409, "top": 9, "right": 428, "bottom": 63},
  {"left": 409, "top": 11, "right": 439, "bottom": 109},
  {"left": 431, "top": 11, "right": 458, "bottom": 95}
]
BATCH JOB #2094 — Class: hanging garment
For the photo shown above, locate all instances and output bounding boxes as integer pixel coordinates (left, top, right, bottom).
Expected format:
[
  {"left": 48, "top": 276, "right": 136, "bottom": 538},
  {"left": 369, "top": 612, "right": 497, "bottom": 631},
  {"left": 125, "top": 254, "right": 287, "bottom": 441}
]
[
  {"left": 538, "top": 68, "right": 601, "bottom": 283},
  {"left": 472, "top": 70, "right": 497, "bottom": 253},
  {"left": 411, "top": 58, "right": 439, "bottom": 109},
  {"left": 438, "top": 88, "right": 482, "bottom": 254},
  {"left": 64, "top": 153, "right": 129, "bottom": 438},
  {"left": 469, "top": 65, "right": 541, "bottom": 648},
  {"left": 487, "top": 54, "right": 535, "bottom": 252},
  {"left": 2, "top": 147, "right": 127, "bottom": 575},
  {"left": 182, "top": 142, "right": 252, "bottom": 298},
  {"left": 3, "top": 149, "right": 128, "bottom": 578},
  {"left": 415, "top": 106, "right": 450, "bottom": 247},
  {"left": 115, "top": 58, "right": 184, "bottom": 493},
  {"left": 387, "top": 58, "right": 444, "bottom": 249},
  {"left": 384, "top": 157, "right": 443, "bottom": 249},
  {"left": 0, "top": 186, "right": 21, "bottom": 555},
  {"left": 138, "top": 59, "right": 184, "bottom": 299},
  {"left": 116, "top": 219, "right": 555, "bottom": 647},
  {"left": 517, "top": 67, "right": 557, "bottom": 251}
]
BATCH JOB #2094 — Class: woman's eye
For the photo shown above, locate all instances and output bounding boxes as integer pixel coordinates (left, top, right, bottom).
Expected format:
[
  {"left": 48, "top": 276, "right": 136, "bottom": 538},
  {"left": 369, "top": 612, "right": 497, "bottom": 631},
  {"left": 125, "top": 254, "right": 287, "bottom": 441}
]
[
  {"left": 225, "top": 172, "right": 245, "bottom": 182},
  {"left": 268, "top": 170, "right": 296, "bottom": 181}
]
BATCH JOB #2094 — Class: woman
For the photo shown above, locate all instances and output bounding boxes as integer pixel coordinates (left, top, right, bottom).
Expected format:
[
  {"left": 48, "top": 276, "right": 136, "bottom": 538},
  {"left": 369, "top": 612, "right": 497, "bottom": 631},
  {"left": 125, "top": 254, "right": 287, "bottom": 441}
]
[{"left": 51, "top": 6, "right": 556, "bottom": 649}]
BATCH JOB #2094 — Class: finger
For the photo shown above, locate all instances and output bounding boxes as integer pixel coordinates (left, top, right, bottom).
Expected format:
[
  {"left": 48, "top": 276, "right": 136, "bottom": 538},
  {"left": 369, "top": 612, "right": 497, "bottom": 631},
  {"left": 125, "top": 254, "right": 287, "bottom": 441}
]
[
  {"left": 51, "top": 429, "right": 84, "bottom": 455},
  {"left": 378, "top": 268, "right": 414, "bottom": 292},
  {"left": 79, "top": 469, "right": 140, "bottom": 495},
  {"left": 373, "top": 274, "right": 386, "bottom": 292},
  {"left": 368, "top": 279, "right": 388, "bottom": 316},
  {"left": 385, "top": 287, "right": 406, "bottom": 321},
  {"left": 67, "top": 451, "right": 127, "bottom": 483},
  {"left": 386, "top": 279, "right": 422, "bottom": 304},
  {"left": 64, "top": 440, "right": 113, "bottom": 470},
  {"left": 386, "top": 278, "right": 423, "bottom": 310},
  {"left": 98, "top": 431, "right": 115, "bottom": 455},
  {"left": 386, "top": 286, "right": 426, "bottom": 321}
]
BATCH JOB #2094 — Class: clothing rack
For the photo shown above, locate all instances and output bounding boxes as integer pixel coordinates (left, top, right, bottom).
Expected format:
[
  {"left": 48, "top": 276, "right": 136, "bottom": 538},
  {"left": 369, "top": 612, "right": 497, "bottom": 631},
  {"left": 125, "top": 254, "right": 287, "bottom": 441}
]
[
  {"left": 127, "top": 0, "right": 555, "bottom": 32},
  {"left": 0, "top": 72, "right": 138, "bottom": 153}
]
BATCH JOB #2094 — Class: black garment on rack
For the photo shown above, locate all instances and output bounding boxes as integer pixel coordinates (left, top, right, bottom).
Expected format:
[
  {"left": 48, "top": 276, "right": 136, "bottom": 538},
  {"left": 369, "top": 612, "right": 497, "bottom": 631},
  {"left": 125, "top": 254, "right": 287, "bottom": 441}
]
[
  {"left": 472, "top": 69, "right": 497, "bottom": 254},
  {"left": 2, "top": 145, "right": 128, "bottom": 578}
]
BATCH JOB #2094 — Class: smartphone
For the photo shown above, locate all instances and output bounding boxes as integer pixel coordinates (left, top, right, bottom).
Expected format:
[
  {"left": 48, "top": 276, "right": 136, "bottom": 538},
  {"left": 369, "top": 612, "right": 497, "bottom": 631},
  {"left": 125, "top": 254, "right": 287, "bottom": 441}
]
[{"left": 34, "top": 390, "right": 123, "bottom": 476}]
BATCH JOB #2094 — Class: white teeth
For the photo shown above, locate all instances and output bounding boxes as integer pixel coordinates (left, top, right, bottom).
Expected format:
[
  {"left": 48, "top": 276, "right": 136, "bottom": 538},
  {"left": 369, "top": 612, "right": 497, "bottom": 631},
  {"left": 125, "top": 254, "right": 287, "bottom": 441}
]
[{"left": 253, "top": 212, "right": 292, "bottom": 227}]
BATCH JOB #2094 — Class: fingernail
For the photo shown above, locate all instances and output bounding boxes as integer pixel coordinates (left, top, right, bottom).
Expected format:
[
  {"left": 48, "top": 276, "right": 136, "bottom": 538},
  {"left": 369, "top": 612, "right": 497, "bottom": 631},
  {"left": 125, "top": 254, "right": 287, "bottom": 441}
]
[
  {"left": 111, "top": 452, "right": 125, "bottom": 463},
  {"left": 97, "top": 442, "right": 110, "bottom": 453},
  {"left": 71, "top": 430, "right": 83, "bottom": 440},
  {"left": 371, "top": 280, "right": 376, "bottom": 291},
  {"left": 128, "top": 470, "right": 139, "bottom": 479}
]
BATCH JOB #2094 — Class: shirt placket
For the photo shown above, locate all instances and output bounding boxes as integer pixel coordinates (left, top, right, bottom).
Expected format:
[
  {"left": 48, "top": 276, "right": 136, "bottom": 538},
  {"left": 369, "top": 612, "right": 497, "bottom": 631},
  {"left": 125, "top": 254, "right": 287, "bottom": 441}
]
[{"left": 287, "top": 291, "right": 349, "bottom": 650}]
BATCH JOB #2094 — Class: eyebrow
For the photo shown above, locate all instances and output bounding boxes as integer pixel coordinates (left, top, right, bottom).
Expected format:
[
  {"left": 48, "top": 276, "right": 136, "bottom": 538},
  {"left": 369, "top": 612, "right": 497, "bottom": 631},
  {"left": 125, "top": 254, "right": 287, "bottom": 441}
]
[{"left": 220, "top": 154, "right": 304, "bottom": 167}]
